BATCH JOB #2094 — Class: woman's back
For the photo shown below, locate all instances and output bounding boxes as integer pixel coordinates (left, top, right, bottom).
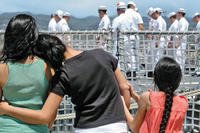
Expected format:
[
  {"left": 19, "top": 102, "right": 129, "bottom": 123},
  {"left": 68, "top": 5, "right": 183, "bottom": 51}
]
[
  {"left": 140, "top": 90, "right": 188, "bottom": 133},
  {"left": 0, "top": 59, "right": 49, "bottom": 133}
]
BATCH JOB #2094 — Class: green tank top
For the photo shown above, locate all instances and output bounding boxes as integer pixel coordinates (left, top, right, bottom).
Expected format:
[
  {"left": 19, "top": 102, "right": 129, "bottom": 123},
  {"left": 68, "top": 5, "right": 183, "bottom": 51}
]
[{"left": 0, "top": 59, "right": 49, "bottom": 133}]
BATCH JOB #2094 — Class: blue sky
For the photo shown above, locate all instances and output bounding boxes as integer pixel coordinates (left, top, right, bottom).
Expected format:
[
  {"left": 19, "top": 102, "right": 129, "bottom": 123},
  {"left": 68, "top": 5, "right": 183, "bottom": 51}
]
[{"left": 0, "top": 0, "right": 199, "bottom": 18}]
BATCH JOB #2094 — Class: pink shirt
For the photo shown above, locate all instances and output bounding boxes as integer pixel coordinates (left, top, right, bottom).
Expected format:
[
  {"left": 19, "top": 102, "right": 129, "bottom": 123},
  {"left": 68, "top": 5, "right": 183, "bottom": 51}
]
[{"left": 140, "top": 90, "right": 188, "bottom": 133}]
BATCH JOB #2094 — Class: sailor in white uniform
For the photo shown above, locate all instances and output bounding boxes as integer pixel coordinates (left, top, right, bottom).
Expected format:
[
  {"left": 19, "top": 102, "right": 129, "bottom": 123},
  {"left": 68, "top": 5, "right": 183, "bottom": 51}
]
[
  {"left": 96, "top": 6, "right": 111, "bottom": 49},
  {"left": 192, "top": 12, "right": 200, "bottom": 75},
  {"left": 152, "top": 8, "right": 167, "bottom": 58},
  {"left": 167, "top": 12, "right": 179, "bottom": 57},
  {"left": 112, "top": 2, "right": 131, "bottom": 33},
  {"left": 98, "top": 6, "right": 111, "bottom": 31},
  {"left": 124, "top": 1, "right": 144, "bottom": 77},
  {"left": 146, "top": 8, "right": 167, "bottom": 77},
  {"left": 176, "top": 8, "right": 189, "bottom": 70},
  {"left": 168, "top": 12, "right": 179, "bottom": 32},
  {"left": 192, "top": 12, "right": 200, "bottom": 43},
  {"left": 48, "top": 10, "right": 63, "bottom": 32},
  {"left": 56, "top": 12, "right": 71, "bottom": 45},
  {"left": 193, "top": 12, "right": 200, "bottom": 32},
  {"left": 148, "top": 7, "right": 156, "bottom": 31},
  {"left": 48, "top": 13, "right": 57, "bottom": 32},
  {"left": 146, "top": 7, "right": 157, "bottom": 77},
  {"left": 152, "top": 8, "right": 167, "bottom": 31},
  {"left": 57, "top": 12, "right": 71, "bottom": 32},
  {"left": 125, "top": 1, "right": 144, "bottom": 31},
  {"left": 112, "top": 2, "right": 135, "bottom": 76}
]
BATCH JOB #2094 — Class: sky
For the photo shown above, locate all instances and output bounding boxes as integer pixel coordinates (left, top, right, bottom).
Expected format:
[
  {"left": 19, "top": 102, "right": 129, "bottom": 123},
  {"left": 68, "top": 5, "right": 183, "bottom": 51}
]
[{"left": 0, "top": 0, "right": 199, "bottom": 18}]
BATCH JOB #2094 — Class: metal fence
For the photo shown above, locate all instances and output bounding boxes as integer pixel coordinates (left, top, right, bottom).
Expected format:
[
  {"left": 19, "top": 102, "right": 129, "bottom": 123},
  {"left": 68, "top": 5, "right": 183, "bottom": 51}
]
[{"left": 0, "top": 31, "right": 200, "bottom": 132}]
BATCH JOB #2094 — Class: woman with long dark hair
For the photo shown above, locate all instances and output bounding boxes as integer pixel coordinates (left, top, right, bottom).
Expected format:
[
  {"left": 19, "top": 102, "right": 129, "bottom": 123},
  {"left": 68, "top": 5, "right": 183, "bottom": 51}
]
[
  {"left": 0, "top": 14, "right": 65, "bottom": 132},
  {"left": 0, "top": 33, "right": 132, "bottom": 132},
  {"left": 121, "top": 57, "right": 188, "bottom": 133}
]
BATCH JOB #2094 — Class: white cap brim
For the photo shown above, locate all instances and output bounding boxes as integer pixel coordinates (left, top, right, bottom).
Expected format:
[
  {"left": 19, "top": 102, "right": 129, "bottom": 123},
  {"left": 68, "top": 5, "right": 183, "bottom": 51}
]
[
  {"left": 127, "top": 1, "right": 136, "bottom": 7},
  {"left": 176, "top": 8, "right": 186, "bottom": 13},
  {"left": 192, "top": 12, "right": 200, "bottom": 18},
  {"left": 98, "top": 6, "right": 107, "bottom": 11}
]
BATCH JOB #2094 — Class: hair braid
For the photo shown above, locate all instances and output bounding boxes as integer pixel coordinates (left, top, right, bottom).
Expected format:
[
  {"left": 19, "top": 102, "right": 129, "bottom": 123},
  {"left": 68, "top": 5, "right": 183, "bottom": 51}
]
[{"left": 159, "top": 86, "right": 174, "bottom": 133}]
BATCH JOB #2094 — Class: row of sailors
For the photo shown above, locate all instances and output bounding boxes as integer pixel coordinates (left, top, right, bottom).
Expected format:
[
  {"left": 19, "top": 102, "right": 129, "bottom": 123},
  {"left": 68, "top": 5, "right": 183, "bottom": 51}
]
[
  {"left": 48, "top": 10, "right": 71, "bottom": 33},
  {"left": 99, "top": 2, "right": 200, "bottom": 33},
  {"left": 48, "top": 1, "right": 200, "bottom": 77},
  {"left": 106, "top": 1, "right": 200, "bottom": 76},
  {"left": 98, "top": 1, "right": 144, "bottom": 32},
  {"left": 48, "top": 2, "right": 200, "bottom": 34}
]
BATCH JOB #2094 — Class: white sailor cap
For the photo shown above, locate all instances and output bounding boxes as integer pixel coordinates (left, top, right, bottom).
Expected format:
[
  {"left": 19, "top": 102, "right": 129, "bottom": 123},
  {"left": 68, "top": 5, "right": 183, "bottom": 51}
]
[
  {"left": 63, "top": 12, "right": 71, "bottom": 17},
  {"left": 148, "top": 7, "right": 154, "bottom": 16},
  {"left": 176, "top": 8, "right": 186, "bottom": 13},
  {"left": 98, "top": 6, "right": 107, "bottom": 11},
  {"left": 192, "top": 12, "right": 200, "bottom": 18},
  {"left": 127, "top": 1, "right": 136, "bottom": 7},
  {"left": 55, "top": 10, "right": 63, "bottom": 19},
  {"left": 154, "top": 7, "right": 163, "bottom": 13},
  {"left": 168, "top": 12, "right": 176, "bottom": 18},
  {"left": 117, "top": 2, "right": 126, "bottom": 9}
]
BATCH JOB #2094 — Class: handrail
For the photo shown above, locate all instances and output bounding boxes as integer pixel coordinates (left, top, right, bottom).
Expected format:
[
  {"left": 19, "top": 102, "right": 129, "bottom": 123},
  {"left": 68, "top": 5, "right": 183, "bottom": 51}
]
[
  {"left": 0, "top": 30, "right": 200, "bottom": 35},
  {"left": 55, "top": 89, "right": 200, "bottom": 120}
]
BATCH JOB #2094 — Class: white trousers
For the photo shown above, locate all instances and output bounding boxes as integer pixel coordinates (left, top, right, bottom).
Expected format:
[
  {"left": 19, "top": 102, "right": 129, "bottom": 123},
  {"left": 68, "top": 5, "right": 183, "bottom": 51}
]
[
  {"left": 73, "top": 121, "right": 128, "bottom": 133},
  {"left": 175, "top": 42, "right": 187, "bottom": 70},
  {"left": 146, "top": 37, "right": 166, "bottom": 71}
]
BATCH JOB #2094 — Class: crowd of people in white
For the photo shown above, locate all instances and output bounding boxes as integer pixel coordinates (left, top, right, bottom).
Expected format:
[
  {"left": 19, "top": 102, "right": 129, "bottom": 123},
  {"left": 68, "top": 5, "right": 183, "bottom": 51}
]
[{"left": 48, "top": 1, "right": 200, "bottom": 77}]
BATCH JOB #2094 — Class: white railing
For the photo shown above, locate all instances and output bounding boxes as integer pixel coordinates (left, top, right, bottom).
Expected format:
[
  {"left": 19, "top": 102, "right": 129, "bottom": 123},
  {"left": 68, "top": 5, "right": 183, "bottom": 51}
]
[{"left": 0, "top": 31, "right": 199, "bottom": 132}]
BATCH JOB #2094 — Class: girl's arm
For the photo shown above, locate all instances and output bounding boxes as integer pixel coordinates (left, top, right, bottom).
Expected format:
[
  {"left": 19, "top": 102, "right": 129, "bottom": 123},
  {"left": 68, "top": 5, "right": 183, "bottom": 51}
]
[
  {"left": 0, "top": 92, "right": 62, "bottom": 125},
  {"left": 122, "top": 92, "right": 149, "bottom": 133},
  {"left": 114, "top": 68, "right": 132, "bottom": 108}
]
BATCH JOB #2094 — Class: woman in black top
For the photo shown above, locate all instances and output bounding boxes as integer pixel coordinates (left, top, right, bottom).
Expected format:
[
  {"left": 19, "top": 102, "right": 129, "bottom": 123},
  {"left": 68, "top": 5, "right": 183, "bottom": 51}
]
[{"left": 0, "top": 34, "right": 138, "bottom": 132}]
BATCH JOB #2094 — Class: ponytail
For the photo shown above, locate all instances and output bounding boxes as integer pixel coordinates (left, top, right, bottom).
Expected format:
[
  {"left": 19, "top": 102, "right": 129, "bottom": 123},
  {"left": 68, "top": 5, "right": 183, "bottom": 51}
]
[
  {"left": 33, "top": 34, "right": 66, "bottom": 71},
  {"left": 159, "top": 87, "right": 174, "bottom": 133}
]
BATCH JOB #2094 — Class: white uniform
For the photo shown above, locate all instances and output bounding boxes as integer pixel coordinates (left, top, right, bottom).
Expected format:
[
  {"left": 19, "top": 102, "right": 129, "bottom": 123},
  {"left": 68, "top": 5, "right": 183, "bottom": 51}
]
[
  {"left": 196, "top": 21, "right": 200, "bottom": 31},
  {"left": 112, "top": 13, "right": 135, "bottom": 70},
  {"left": 176, "top": 17, "right": 189, "bottom": 69},
  {"left": 48, "top": 18, "right": 57, "bottom": 32},
  {"left": 195, "top": 21, "right": 200, "bottom": 75},
  {"left": 169, "top": 20, "right": 179, "bottom": 31},
  {"left": 149, "top": 18, "right": 157, "bottom": 31},
  {"left": 196, "top": 21, "right": 200, "bottom": 43},
  {"left": 57, "top": 18, "right": 70, "bottom": 32},
  {"left": 125, "top": 9, "right": 143, "bottom": 71},
  {"left": 146, "top": 18, "right": 157, "bottom": 71},
  {"left": 147, "top": 16, "right": 166, "bottom": 71},
  {"left": 167, "top": 20, "right": 179, "bottom": 57},
  {"left": 112, "top": 13, "right": 131, "bottom": 32},
  {"left": 156, "top": 16, "right": 167, "bottom": 31},
  {"left": 98, "top": 14, "right": 111, "bottom": 31},
  {"left": 125, "top": 9, "right": 143, "bottom": 31},
  {"left": 155, "top": 16, "right": 167, "bottom": 60}
]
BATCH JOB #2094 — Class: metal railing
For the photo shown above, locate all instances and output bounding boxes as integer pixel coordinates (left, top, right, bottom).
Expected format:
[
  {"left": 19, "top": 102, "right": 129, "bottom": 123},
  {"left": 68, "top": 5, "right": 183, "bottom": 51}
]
[{"left": 0, "top": 31, "right": 199, "bottom": 132}]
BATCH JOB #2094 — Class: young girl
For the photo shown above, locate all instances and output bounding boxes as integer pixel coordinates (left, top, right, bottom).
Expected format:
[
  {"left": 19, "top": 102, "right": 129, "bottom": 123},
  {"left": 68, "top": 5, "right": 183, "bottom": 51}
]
[{"left": 123, "top": 57, "right": 188, "bottom": 133}]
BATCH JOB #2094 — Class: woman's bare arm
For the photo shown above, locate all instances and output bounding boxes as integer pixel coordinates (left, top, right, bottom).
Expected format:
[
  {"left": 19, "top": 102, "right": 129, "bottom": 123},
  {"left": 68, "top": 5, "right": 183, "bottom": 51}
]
[
  {"left": 0, "top": 93, "right": 62, "bottom": 125},
  {"left": 122, "top": 92, "right": 149, "bottom": 133},
  {"left": 114, "top": 68, "right": 132, "bottom": 108}
]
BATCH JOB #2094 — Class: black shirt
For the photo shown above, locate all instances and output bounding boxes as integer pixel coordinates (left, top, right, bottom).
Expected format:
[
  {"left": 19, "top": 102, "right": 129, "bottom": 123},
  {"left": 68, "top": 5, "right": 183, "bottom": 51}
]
[{"left": 51, "top": 49, "right": 125, "bottom": 128}]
